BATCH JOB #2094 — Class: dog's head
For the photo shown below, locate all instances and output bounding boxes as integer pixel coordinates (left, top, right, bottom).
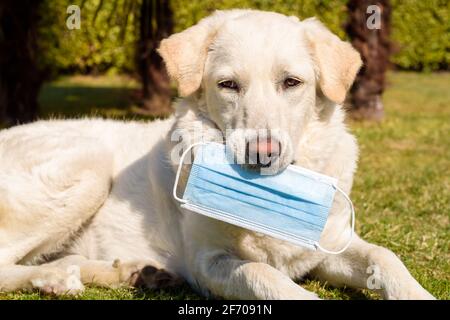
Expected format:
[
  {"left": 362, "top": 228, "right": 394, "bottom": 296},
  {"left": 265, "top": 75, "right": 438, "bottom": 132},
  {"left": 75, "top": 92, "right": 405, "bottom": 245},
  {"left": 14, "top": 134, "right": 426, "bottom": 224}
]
[{"left": 159, "top": 10, "right": 361, "bottom": 173}]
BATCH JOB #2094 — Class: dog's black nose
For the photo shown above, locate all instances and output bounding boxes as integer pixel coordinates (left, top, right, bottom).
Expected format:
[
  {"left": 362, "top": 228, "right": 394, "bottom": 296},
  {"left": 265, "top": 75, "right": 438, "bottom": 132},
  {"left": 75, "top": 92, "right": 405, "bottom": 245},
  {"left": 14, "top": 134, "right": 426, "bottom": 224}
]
[{"left": 245, "top": 137, "right": 281, "bottom": 167}]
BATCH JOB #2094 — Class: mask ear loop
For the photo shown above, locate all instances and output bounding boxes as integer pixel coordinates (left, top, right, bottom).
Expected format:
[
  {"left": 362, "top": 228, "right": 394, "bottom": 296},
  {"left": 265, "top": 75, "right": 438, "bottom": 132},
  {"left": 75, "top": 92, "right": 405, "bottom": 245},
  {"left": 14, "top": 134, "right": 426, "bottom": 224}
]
[
  {"left": 173, "top": 142, "right": 206, "bottom": 204},
  {"left": 315, "top": 184, "right": 355, "bottom": 255}
]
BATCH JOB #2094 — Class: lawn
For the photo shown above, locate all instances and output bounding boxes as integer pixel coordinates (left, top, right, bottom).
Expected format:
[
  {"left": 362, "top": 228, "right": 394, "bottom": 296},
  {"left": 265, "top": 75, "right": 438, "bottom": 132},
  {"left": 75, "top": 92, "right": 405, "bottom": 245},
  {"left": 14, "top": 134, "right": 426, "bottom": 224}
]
[{"left": 1, "top": 72, "right": 448, "bottom": 300}]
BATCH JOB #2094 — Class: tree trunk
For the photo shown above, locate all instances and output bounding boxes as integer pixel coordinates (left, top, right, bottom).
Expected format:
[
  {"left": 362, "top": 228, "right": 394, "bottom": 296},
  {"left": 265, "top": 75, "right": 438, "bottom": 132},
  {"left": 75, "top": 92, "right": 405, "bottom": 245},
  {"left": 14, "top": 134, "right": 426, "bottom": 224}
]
[
  {"left": 0, "top": 0, "right": 44, "bottom": 127},
  {"left": 137, "top": 0, "right": 173, "bottom": 116},
  {"left": 346, "top": 0, "right": 392, "bottom": 121}
]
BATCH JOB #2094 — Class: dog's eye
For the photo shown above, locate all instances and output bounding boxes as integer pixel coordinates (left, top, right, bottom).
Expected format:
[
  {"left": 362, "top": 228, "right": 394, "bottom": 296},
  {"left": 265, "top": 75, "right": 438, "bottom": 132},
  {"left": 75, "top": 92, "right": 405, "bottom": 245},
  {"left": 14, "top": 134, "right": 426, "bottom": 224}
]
[
  {"left": 283, "top": 77, "right": 303, "bottom": 89},
  {"left": 218, "top": 80, "right": 239, "bottom": 91}
]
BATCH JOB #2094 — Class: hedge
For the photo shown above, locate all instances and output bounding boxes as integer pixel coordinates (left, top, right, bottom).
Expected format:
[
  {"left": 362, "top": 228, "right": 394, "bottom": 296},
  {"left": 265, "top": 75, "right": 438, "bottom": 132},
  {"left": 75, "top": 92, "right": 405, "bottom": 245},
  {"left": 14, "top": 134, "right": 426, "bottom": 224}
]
[
  {"left": 38, "top": 0, "right": 449, "bottom": 74},
  {"left": 38, "top": 0, "right": 137, "bottom": 75},
  {"left": 390, "top": 0, "right": 449, "bottom": 71},
  {"left": 172, "top": 0, "right": 449, "bottom": 71}
]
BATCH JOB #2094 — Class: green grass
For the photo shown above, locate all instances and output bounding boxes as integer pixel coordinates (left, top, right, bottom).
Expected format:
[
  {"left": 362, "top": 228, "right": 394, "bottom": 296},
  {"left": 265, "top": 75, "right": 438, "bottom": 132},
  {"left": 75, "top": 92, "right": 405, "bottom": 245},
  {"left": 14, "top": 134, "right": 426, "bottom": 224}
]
[
  {"left": 348, "top": 72, "right": 450, "bottom": 300},
  {"left": 1, "top": 72, "right": 449, "bottom": 300}
]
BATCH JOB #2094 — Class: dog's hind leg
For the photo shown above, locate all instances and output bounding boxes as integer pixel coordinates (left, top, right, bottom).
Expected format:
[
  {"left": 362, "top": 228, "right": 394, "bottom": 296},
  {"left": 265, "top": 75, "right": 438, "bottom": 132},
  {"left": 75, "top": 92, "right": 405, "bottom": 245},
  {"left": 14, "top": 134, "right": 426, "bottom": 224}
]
[
  {"left": 0, "top": 254, "right": 183, "bottom": 295},
  {"left": 45, "top": 255, "right": 184, "bottom": 290},
  {"left": 0, "top": 143, "right": 112, "bottom": 264},
  {"left": 0, "top": 143, "right": 113, "bottom": 294}
]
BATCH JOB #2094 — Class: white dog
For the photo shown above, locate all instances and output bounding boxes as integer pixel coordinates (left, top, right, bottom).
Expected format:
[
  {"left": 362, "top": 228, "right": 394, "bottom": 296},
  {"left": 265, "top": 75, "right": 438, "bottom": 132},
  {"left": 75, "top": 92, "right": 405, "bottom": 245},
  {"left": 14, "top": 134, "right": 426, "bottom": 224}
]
[{"left": 0, "top": 10, "right": 434, "bottom": 299}]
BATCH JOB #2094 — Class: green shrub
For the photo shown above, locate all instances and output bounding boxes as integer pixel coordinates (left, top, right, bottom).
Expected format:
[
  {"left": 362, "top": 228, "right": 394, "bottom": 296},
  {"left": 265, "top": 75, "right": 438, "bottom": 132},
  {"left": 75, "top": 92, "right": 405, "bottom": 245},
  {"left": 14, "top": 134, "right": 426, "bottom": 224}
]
[
  {"left": 390, "top": 0, "right": 449, "bottom": 71},
  {"left": 171, "top": 0, "right": 348, "bottom": 38},
  {"left": 172, "top": 0, "right": 449, "bottom": 71},
  {"left": 38, "top": 0, "right": 448, "bottom": 74},
  {"left": 38, "top": 0, "right": 138, "bottom": 76}
]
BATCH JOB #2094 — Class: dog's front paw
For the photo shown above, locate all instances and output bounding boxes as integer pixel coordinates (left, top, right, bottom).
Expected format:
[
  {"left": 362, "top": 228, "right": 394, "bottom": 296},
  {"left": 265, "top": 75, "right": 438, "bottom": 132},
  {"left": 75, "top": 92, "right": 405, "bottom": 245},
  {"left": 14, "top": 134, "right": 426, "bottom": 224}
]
[
  {"left": 406, "top": 287, "right": 436, "bottom": 300},
  {"left": 384, "top": 285, "right": 436, "bottom": 300},
  {"left": 275, "top": 291, "right": 321, "bottom": 300},
  {"left": 288, "top": 291, "right": 321, "bottom": 300},
  {"left": 271, "top": 283, "right": 321, "bottom": 300}
]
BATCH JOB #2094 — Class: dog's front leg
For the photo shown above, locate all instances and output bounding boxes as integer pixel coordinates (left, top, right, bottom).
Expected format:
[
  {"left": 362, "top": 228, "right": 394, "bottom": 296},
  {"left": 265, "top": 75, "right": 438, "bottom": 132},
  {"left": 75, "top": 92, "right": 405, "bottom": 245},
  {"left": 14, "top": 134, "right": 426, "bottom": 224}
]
[
  {"left": 311, "top": 235, "right": 435, "bottom": 299},
  {"left": 191, "top": 250, "right": 319, "bottom": 300}
]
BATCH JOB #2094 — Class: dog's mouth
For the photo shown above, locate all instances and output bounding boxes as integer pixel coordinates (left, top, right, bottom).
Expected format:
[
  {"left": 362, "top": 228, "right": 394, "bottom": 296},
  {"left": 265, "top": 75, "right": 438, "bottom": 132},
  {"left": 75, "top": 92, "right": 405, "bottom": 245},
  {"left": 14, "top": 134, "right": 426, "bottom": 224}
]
[
  {"left": 243, "top": 139, "right": 280, "bottom": 168},
  {"left": 214, "top": 126, "right": 294, "bottom": 174},
  {"left": 239, "top": 151, "right": 291, "bottom": 175},
  {"left": 240, "top": 161, "right": 290, "bottom": 175}
]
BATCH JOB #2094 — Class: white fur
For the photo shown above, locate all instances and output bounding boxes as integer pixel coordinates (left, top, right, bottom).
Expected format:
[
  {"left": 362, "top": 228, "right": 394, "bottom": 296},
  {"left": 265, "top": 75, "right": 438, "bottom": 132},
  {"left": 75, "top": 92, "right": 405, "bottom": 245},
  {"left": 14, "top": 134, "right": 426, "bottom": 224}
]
[{"left": 0, "top": 10, "right": 434, "bottom": 299}]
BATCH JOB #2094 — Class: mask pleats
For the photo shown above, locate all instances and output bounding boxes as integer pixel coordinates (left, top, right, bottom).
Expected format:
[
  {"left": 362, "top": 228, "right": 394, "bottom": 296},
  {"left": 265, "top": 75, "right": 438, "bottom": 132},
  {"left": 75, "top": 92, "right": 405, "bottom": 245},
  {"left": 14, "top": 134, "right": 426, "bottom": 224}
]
[{"left": 182, "top": 143, "right": 338, "bottom": 243}]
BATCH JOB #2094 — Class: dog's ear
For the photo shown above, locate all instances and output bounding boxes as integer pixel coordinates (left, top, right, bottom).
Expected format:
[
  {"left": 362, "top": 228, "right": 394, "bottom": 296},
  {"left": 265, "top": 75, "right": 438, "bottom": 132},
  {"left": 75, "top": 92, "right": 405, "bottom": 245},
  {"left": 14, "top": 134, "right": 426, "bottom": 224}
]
[
  {"left": 158, "top": 10, "right": 246, "bottom": 97},
  {"left": 158, "top": 19, "right": 214, "bottom": 97},
  {"left": 302, "top": 18, "right": 362, "bottom": 104}
]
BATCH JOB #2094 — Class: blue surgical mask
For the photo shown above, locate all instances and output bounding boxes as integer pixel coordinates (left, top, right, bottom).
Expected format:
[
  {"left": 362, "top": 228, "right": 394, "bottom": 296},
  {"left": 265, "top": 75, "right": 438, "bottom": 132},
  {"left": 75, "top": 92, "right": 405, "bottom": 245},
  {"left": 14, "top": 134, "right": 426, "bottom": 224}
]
[{"left": 173, "top": 142, "right": 355, "bottom": 254}]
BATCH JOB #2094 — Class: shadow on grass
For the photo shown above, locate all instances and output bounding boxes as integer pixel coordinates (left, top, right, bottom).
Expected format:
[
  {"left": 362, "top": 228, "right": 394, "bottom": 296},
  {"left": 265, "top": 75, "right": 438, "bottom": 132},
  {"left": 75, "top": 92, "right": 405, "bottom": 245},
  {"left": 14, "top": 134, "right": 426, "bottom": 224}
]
[
  {"left": 130, "top": 281, "right": 375, "bottom": 300},
  {"left": 300, "top": 277, "right": 379, "bottom": 300},
  {"left": 132, "top": 283, "right": 204, "bottom": 301},
  {"left": 321, "top": 286, "right": 376, "bottom": 300},
  {"left": 131, "top": 275, "right": 376, "bottom": 300},
  {"left": 38, "top": 83, "right": 164, "bottom": 121}
]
